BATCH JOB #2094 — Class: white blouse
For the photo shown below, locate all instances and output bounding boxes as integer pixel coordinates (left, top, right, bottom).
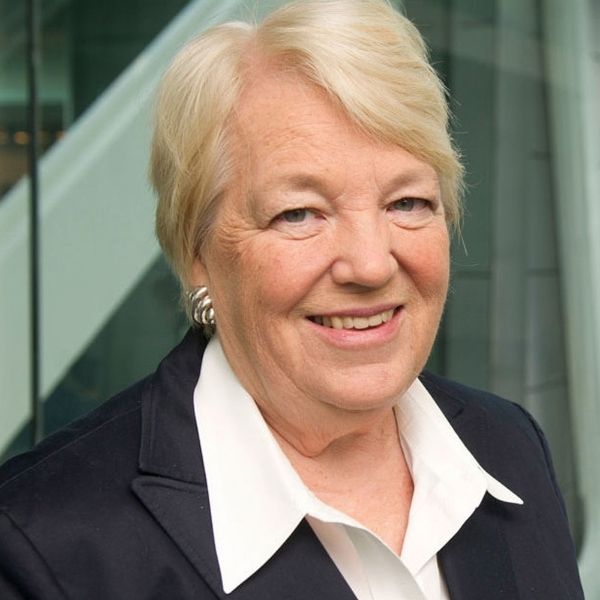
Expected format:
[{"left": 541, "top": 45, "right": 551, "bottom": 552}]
[{"left": 194, "top": 337, "right": 522, "bottom": 599}]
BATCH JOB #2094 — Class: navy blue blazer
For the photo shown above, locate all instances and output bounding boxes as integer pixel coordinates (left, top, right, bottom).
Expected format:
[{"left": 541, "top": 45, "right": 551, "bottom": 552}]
[{"left": 0, "top": 329, "right": 584, "bottom": 599}]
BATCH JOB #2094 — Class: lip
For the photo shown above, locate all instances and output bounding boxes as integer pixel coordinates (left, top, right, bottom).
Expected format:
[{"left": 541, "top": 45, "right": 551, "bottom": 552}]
[
  {"left": 308, "top": 303, "right": 400, "bottom": 319},
  {"left": 306, "top": 305, "right": 404, "bottom": 349}
]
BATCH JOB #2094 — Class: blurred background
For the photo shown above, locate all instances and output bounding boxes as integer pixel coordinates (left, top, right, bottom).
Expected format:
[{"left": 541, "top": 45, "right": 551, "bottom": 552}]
[{"left": 0, "top": 0, "right": 598, "bottom": 595}]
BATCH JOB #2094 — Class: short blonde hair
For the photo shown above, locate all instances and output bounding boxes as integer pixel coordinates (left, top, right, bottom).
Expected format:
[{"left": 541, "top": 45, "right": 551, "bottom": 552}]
[{"left": 150, "top": 0, "right": 463, "bottom": 290}]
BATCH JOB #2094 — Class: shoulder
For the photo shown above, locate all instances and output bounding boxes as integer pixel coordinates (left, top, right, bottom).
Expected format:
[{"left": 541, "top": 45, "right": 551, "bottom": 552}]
[
  {"left": 0, "top": 377, "right": 149, "bottom": 599},
  {"left": 0, "top": 376, "right": 148, "bottom": 511},
  {"left": 421, "top": 369, "right": 528, "bottom": 416},
  {"left": 420, "top": 370, "right": 546, "bottom": 445}
]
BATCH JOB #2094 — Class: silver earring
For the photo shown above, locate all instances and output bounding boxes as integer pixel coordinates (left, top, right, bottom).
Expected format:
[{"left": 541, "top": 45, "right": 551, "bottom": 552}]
[{"left": 189, "top": 286, "right": 215, "bottom": 336}]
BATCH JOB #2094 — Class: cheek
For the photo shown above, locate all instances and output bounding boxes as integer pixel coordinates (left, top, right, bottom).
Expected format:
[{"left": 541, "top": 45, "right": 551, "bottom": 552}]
[
  {"left": 402, "top": 231, "right": 450, "bottom": 299},
  {"left": 246, "top": 240, "right": 331, "bottom": 311}
]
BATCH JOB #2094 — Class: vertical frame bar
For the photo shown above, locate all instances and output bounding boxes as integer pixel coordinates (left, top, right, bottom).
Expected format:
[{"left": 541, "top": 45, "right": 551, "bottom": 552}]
[{"left": 26, "top": 0, "right": 43, "bottom": 445}]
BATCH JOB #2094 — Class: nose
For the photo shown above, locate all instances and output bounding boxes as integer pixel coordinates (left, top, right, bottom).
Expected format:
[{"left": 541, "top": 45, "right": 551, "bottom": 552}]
[{"left": 330, "top": 212, "right": 397, "bottom": 288}]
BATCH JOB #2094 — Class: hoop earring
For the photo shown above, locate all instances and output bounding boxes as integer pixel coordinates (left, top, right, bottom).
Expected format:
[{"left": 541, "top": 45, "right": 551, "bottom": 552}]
[{"left": 189, "top": 286, "right": 215, "bottom": 336}]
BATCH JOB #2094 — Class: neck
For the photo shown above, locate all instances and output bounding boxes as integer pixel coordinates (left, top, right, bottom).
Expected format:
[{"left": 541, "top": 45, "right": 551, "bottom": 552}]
[
  {"left": 266, "top": 400, "right": 413, "bottom": 554},
  {"left": 262, "top": 401, "right": 400, "bottom": 468}
]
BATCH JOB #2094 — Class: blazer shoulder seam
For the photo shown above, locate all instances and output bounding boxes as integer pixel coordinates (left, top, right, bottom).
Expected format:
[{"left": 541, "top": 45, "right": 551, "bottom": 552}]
[{"left": 0, "top": 401, "right": 142, "bottom": 491}]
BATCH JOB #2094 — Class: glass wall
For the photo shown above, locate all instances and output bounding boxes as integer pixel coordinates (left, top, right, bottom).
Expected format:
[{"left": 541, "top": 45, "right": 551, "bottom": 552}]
[
  {"left": 1, "top": 0, "right": 598, "bottom": 586},
  {"left": 0, "top": 0, "right": 190, "bottom": 198},
  {"left": 412, "top": 0, "right": 580, "bottom": 539},
  {"left": 0, "top": 0, "right": 190, "bottom": 455}
]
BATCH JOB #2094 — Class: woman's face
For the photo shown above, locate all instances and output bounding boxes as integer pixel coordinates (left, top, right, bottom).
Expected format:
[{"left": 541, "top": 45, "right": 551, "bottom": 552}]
[{"left": 192, "top": 69, "right": 449, "bottom": 419}]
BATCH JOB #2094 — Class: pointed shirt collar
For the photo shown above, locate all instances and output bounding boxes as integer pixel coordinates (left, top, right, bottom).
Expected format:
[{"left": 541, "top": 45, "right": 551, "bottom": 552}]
[{"left": 194, "top": 337, "right": 522, "bottom": 594}]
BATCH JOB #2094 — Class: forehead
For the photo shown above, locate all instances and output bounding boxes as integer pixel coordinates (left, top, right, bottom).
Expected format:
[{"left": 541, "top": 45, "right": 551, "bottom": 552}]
[
  {"left": 229, "top": 65, "right": 438, "bottom": 192},
  {"left": 233, "top": 68, "right": 350, "bottom": 160}
]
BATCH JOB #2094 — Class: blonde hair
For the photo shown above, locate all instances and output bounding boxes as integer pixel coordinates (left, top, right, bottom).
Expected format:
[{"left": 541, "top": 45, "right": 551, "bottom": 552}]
[{"left": 150, "top": 0, "right": 463, "bottom": 290}]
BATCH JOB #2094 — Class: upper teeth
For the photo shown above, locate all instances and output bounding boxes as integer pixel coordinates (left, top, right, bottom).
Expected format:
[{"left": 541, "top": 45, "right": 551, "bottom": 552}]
[{"left": 313, "top": 309, "right": 394, "bottom": 330}]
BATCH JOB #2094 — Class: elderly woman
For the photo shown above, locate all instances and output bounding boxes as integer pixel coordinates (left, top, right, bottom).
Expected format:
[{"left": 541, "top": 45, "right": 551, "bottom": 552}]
[{"left": 0, "top": 1, "right": 583, "bottom": 599}]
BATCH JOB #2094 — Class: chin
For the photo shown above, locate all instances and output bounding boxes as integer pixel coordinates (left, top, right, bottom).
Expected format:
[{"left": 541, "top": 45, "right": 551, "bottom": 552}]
[
  {"left": 316, "top": 379, "right": 410, "bottom": 414},
  {"left": 303, "top": 332, "right": 432, "bottom": 404}
]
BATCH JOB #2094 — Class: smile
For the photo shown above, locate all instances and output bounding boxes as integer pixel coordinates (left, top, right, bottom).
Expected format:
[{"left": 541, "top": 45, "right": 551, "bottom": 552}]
[{"left": 309, "top": 308, "right": 396, "bottom": 330}]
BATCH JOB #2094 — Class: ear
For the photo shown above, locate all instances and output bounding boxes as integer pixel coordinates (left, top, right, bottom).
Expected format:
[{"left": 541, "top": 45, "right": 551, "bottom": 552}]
[{"left": 190, "top": 257, "right": 210, "bottom": 288}]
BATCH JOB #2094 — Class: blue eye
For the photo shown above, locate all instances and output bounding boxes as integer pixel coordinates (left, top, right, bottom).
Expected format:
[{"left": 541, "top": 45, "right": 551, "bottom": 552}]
[
  {"left": 280, "top": 208, "right": 310, "bottom": 223},
  {"left": 391, "top": 198, "right": 429, "bottom": 212},
  {"left": 271, "top": 207, "right": 322, "bottom": 237}
]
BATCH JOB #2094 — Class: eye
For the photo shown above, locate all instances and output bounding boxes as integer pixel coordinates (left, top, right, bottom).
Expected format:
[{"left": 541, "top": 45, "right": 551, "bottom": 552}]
[
  {"left": 386, "top": 196, "right": 438, "bottom": 228},
  {"left": 389, "top": 198, "right": 430, "bottom": 212},
  {"left": 270, "top": 206, "right": 324, "bottom": 238},
  {"left": 279, "top": 208, "right": 311, "bottom": 223}
]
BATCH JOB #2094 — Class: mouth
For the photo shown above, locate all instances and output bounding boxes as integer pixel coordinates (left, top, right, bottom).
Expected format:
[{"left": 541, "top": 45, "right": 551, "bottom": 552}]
[{"left": 307, "top": 306, "right": 400, "bottom": 331}]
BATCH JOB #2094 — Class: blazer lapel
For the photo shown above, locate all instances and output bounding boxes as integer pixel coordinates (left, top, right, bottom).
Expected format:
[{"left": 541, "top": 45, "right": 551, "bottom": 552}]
[
  {"left": 421, "top": 372, "right": 519, "bottom": 600},
  {"left": 132, "top": 330, "right": 356, "bottom": 600},
  {"left": 131, "top": 330, "right": 226, "bottom": 594},
  {"left": 132, "top": 476, "right": 356, "bottom": 600},
  {"left": 132, "top": 475, "right": 225, "bottom": 594}
]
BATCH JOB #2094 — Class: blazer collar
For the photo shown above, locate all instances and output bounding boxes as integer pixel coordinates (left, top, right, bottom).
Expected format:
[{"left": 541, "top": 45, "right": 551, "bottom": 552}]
[{"left": 137, "top": 328, "right": 207, "bottom": 483}]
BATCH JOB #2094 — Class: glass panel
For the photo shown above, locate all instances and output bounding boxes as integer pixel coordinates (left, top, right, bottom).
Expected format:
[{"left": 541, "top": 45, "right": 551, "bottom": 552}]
[
  {"left": 0, "top": 1, "right": 31, "bottom": 459},
  {"left": 0, "top": 0, "right": 192, "bottom": 460},
  {"left": 0, "top": 0, "right": 190, "bottom": 201},
  {"left": 0, "top": 1, "right": 29, "bottom": 198},
  {"left": 43, "top": 256, "right": 187, "bottom": 437},
  {"left": 402, "top": 0, "right": 579, "bottom": 538},
  {"left": 1, "top": 256, "right": 186, "bottom": 461}
]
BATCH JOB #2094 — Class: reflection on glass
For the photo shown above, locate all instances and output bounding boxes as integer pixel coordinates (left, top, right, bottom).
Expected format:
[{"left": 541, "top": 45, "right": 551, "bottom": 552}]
[
  {"left": 1, "top": 256, "right": 186, "bottom": 462},
  {"left": 0, "top": 0, "right": 189, "bottom": 200}
]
